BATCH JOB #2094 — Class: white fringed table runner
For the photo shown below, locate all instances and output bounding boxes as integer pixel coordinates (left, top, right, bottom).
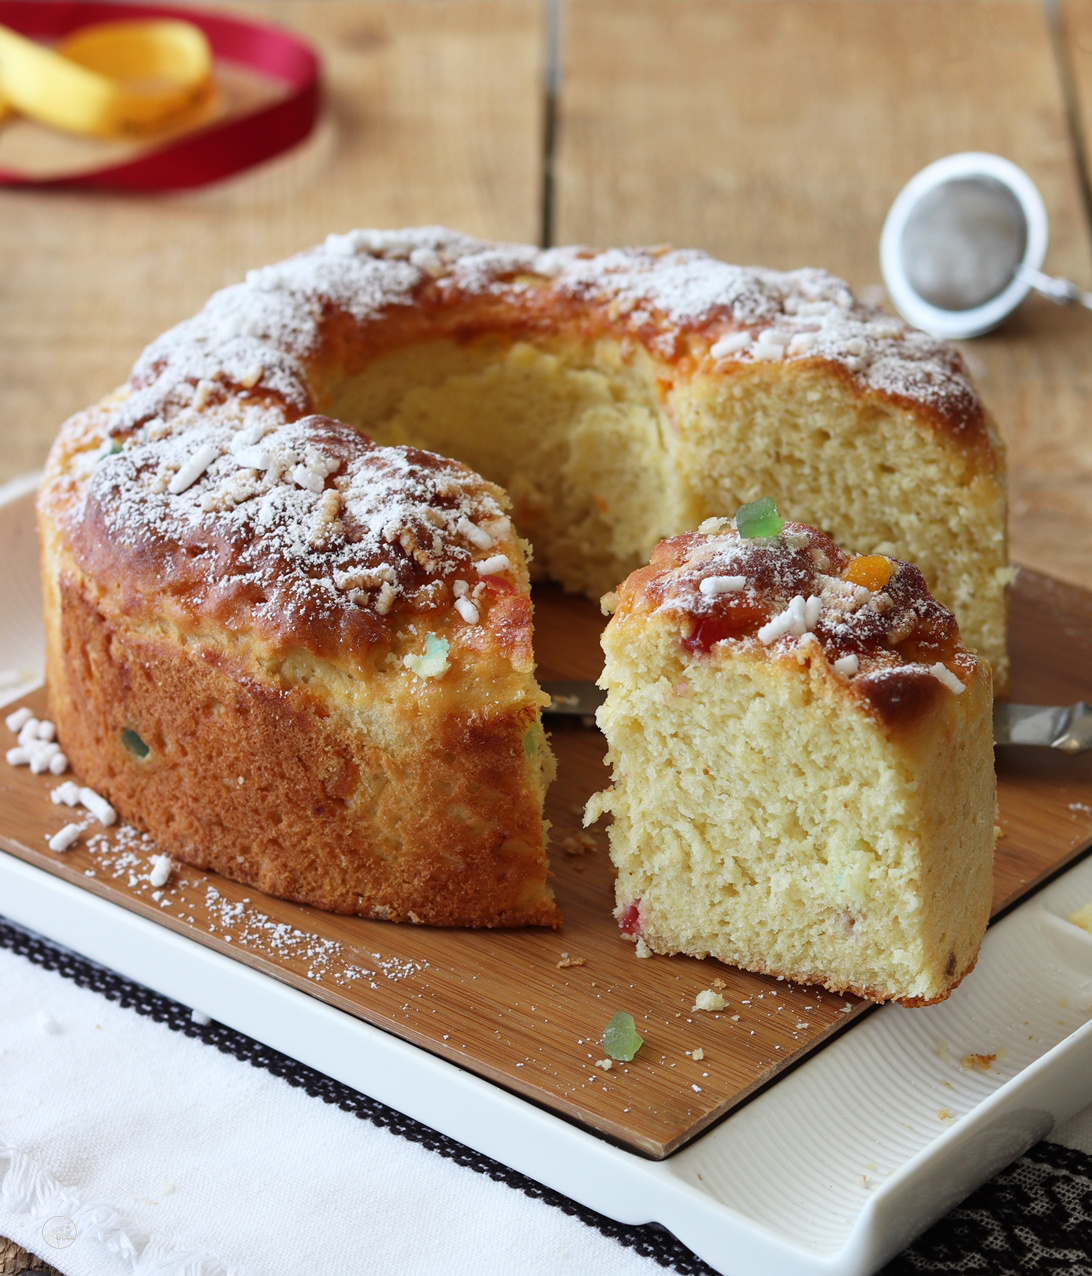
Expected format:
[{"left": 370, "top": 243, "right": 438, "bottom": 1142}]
[{"left": 0, "top": 935, "right": 670, "bottom": 1276}]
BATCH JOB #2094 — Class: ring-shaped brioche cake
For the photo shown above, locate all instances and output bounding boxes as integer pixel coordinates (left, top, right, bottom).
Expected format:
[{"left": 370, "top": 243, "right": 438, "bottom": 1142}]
[{"left": 38, "top": 228, "right": 1008, "bottom": 927}]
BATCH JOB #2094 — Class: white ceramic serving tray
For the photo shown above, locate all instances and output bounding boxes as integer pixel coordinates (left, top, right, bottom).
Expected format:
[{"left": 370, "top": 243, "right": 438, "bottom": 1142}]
[{"left": 2, "top": 471, "right": 1092, "bottom": 1276}]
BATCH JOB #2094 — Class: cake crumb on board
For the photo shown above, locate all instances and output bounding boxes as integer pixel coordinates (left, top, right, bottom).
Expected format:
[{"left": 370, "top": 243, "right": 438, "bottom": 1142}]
[{"left": 694, "top": 990, "right": 726, "bottom": 1012}]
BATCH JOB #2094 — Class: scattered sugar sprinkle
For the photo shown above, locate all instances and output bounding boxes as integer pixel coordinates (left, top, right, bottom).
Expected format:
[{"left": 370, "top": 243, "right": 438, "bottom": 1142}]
[
  {"left": 149, "top": 854, "right": 173, "bottom": 888},
  {"left": 699, "top": 575, "right": 746, "bottom": 596},
  {"left": 758, "top": 593, "right": 821, "bottom": 645},
  {"left": 4, "top": 707, "right": 33, "bottom": 734},
  {"left": 454, "top": 596, "right": 480, "bottom": 624},
  {"left": 201, "top": 885, "right": 427, "bottom": 987},
  {"left": 168, "top": 442, "right": 220, "bottom": 495},
  {"left": 47, "top": 823, "right": 82, "bottom": 853},
  {"left": 64, "top": 822, "right": 428, "bottom": 989},
  {"left": 456, "top": 516, "right": 492, "bottom": 550},
  {"left": 51, "top": 781, "right": 82, "bottom": 807},
  {"left": 4, "top": 715, "right": 69, "bottom": 775},
  {"left": 475, "top": 553, "right": 510, "bottom": 576},
  {"left": 79, "top": 786, "right": 117, "bottom": 827},
  {"left": 710, "top": 332, "right": 752, "bottom": 358}
]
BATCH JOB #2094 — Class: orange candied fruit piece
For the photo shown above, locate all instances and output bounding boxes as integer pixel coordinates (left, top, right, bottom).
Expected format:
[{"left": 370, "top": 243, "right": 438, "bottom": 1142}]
[{"left": 844, "top": 554, "right": 894, "bottom": 592}]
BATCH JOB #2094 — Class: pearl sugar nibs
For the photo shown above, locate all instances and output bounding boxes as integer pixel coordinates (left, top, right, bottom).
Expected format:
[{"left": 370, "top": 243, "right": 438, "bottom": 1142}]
[
  {"left": 47, "top": 823, "right": 82, "bottom": 853},
  {"left": 149, "top": 854, "right": 173, "bottom": 888},
  {"left": 5, "top": 712, "right": 69, "bottom": 776}
]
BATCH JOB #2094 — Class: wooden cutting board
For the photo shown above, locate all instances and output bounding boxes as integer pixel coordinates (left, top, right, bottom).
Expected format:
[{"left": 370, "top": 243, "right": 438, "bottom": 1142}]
[{"left": 2, "top": 568, "right": 1091, "bottom": 1158}]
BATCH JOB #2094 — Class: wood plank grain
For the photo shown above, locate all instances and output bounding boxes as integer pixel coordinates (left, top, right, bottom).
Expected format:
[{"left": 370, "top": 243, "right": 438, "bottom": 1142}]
[
  {"left": 1060, "top": 0, "right": 1092, "bottom": 195},
  {"left": 0, "top": 0, "right": 543, "bottom": 487},
  {"left": 555, "top": 0, "right": 1092, "bottom": 593},
  {"left": 2, "top": 569, "right": 1089, "bottom": 1158}
]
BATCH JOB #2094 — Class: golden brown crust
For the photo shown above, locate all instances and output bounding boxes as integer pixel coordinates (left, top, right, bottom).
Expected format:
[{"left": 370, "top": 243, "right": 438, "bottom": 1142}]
[
  {"left": 49, "top": 577, "right": 558, "bottom": 927},
  {"left": 92, "top": 231, "right": 998, "bottom": 467},
  {"left": 609, "top": 520, "right": 981, "bottom": 736},
  {"left": 48, "top": 412, "right": 526, "bottom": 669}
]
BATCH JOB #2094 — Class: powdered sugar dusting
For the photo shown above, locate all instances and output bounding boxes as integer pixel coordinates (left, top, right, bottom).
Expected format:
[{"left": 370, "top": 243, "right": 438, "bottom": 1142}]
[
  {"left": 541, "top": 248, "right": 980, "bottom": 428},
  {"left": 108, "top": 228, "right": 981, "bottom": 444},
  {"left": 75, "top": 411, "right": 511, "bottom": 651},
  {"left": 646, "top": 522, "right": 974, "bottom": 705}
]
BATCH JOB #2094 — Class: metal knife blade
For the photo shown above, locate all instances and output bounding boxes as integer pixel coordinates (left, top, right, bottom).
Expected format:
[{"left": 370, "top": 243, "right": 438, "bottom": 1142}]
[
  {"left": 991, "top": 701, "right": 1092, "bottom": 753},
  {"left": 541, "top": 681, "right": 1092, "bottom": 753}
]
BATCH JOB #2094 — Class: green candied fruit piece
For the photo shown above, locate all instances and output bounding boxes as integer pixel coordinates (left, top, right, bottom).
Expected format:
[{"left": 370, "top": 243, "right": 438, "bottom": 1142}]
[
  {"left": 402, "top": 633, "right": 451, "bottom": 678},
  {"left": 522, "top": 725, "right": 538, "bottom": 759},
  {"left": 603, "top": 1011, "right": 644, "bottom": 1062},
  {"left": 735, "top": 497, "right": 783, "bottom": 539},
  {"left": 121, "top": 727, "right": 150, "bottom": 760}
]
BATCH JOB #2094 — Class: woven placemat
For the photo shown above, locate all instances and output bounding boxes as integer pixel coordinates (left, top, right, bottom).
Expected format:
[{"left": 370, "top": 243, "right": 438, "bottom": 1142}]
[{"left": 0, "top": 1236, "right": 62, "bottom": 1275}]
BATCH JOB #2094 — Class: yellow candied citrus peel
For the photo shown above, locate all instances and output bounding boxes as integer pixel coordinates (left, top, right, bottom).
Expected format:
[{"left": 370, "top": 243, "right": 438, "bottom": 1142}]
[{"left": 844, "top": 555, "right": 894, "bottom": 592}]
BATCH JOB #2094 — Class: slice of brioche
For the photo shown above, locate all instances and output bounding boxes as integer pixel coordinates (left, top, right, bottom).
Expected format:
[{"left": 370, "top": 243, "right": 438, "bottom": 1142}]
[{"left": 586, "top": 514, "right": 995, "bottom": 1004}]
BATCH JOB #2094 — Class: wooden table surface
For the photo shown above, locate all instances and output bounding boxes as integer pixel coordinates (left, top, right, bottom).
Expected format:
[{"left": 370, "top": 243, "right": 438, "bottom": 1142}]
[
  {"left": 2, "top": 0, "right": 1092, "bottom": 596},
  {"left": 559, "top": 0, "right": 1092, "bottom": 592},
  {"left": 0, "top": 0, "right": 1091, "bottom": 600}
]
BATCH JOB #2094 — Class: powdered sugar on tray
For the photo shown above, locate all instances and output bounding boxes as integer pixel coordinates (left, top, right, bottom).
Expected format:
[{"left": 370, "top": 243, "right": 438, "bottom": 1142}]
[
  {"left": 68, "top": 818, "right": 428, "bottom": 988},
  {"left": 201, "top": 885, "right": 426, "bottom": 987}
]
